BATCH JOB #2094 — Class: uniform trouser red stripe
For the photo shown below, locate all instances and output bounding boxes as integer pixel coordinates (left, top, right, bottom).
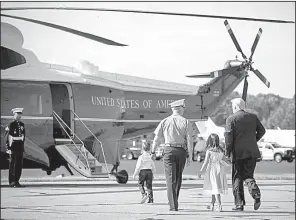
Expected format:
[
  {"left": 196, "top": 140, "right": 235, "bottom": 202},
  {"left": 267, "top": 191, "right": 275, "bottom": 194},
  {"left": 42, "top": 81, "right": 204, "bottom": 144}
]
[{"left": 9, "top": 151, "right": 23, "bottom": 184}]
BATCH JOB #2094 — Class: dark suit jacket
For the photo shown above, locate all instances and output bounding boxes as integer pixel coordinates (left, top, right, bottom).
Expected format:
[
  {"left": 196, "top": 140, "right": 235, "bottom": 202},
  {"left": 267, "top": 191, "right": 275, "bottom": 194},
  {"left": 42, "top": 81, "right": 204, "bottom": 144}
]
[{"left": 224, "top": 110, "right": 265, "bottom": 161}]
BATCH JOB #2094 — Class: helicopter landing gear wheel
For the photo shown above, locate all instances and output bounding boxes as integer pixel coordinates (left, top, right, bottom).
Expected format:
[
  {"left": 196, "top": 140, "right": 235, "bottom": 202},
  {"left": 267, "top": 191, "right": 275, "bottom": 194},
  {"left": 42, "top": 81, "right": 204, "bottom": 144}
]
[
  {"left": 126, "top": 152, "right": 134, "bottom": 160},
  {"left": 115, "top": 170, "right": 128, "bottom": 184}
]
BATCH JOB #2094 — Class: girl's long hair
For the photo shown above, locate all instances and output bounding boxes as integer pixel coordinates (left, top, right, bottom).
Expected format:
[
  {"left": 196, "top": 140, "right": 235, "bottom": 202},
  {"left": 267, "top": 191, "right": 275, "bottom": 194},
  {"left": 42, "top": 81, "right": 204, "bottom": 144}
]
[{"left": 205, "top": 133, "right": 224, "bottom": 153}]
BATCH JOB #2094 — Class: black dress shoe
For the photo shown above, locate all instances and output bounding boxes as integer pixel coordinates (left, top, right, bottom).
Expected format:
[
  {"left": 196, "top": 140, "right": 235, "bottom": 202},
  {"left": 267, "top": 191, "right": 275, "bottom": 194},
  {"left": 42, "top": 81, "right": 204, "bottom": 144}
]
[
  {"left": 254, "top": 198, "right": 261, "bottom": 210},
  {"left": 147, "top": 199, "right": 154, "bottom": 204},
  {"left": 14, "top": 183, "right": 25, "bottom": 188},
  {"left": 232, "top": 205, "right": 244, "bottom": 211},
  {"left": 169, "top": 208, "right": 178, "bottom": 211}
]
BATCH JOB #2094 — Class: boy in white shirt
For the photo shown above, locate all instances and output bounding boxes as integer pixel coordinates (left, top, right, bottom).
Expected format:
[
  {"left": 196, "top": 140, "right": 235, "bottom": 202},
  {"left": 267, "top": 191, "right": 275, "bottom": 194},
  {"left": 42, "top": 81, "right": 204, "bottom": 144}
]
[{"left": 133, "top": 141, "right": 156, "bottom": 204}]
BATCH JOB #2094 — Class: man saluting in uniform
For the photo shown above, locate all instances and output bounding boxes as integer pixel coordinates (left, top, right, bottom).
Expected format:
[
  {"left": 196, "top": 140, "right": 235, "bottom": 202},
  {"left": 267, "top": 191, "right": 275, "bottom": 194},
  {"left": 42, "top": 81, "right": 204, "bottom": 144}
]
[{"left": 5, "top": 108, "right": 26, "bottom": 187}]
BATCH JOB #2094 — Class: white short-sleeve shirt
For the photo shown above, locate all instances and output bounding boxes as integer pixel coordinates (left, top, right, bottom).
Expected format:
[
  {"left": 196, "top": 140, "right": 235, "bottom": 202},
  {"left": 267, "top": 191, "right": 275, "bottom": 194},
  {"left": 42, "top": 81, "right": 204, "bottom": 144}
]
[{"left": 154, "top": 114, "right": 192, "bottom": 144}]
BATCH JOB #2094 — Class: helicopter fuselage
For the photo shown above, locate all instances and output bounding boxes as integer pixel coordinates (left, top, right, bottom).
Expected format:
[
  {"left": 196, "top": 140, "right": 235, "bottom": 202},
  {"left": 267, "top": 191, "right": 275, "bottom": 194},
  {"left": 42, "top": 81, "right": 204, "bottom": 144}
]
[{"left": 1, "top": 22, "right": 246, "bottom": 175}]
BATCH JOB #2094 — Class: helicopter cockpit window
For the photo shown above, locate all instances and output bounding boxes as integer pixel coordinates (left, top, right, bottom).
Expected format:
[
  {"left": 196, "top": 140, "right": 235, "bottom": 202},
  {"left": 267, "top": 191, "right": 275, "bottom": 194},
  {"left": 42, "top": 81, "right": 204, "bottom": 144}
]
[{"left": 1, "top": 46, "right": 26, "bottom": 70}]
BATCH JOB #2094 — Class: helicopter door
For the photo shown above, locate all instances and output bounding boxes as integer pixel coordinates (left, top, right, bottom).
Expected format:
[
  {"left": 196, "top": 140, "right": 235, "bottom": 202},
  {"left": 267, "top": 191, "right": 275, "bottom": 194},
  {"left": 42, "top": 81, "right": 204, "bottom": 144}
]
[{"left": 50, "top": 83, "right": 74, "bottom": 139}]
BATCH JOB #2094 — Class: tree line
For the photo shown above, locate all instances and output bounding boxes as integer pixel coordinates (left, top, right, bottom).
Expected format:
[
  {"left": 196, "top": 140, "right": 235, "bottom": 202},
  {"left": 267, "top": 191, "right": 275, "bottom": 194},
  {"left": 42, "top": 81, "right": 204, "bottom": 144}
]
[{"left": 211, "top": 92, "right": 295, "bottom": 130}]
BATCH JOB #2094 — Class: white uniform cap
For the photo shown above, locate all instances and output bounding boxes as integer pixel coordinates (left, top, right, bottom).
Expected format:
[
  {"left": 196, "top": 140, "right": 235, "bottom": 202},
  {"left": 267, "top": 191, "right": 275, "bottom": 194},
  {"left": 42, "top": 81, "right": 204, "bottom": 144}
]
[
  {"left": 231, "top": 98, "right": 245, "bottom": 110},
  {"left": 11, "top": 108, "right": 24, "bottom": 114},
  {"left": 169, "top": 99, "right": 185, "bottom": 108}
]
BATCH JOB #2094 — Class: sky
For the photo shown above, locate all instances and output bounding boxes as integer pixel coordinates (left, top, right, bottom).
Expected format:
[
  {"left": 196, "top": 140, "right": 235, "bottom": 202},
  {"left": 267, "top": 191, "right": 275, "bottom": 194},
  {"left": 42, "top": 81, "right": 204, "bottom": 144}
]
[{"left": 1, "top": 1, "right": 295, "bottom": 98}]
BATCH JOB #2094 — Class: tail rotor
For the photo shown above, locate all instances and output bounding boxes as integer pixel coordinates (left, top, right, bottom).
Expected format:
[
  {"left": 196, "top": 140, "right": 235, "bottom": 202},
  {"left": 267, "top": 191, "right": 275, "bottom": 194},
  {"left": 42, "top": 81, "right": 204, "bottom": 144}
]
[{"left": 224, "top": 20, "right": 270, "bottom": 102}]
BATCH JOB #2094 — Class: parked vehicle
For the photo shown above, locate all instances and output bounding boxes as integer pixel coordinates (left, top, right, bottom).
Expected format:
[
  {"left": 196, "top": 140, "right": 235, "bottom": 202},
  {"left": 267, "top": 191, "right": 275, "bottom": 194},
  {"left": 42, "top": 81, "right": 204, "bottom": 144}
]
[
  {"left": 123, "top": 147, "right": 142, "bottom": 160},
  {"left": 193, "top": 137, "right": 207, "bottom": 162},
  {"left": 193, "top": 151, "right": 206, "bottom": 162},
  {"left": 258, "top": 142, "right": 295, "bottom": 163}
]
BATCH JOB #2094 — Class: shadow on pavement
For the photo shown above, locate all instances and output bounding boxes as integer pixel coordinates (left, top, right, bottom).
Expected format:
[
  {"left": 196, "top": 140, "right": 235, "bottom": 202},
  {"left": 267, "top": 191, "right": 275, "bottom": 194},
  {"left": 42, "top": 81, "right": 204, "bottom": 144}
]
[
  {"left": 1, "top": 182, "right": 294, "bottom": 188},
  {"left": 0, "top": 183, "right": 200, "bottom": 188}
]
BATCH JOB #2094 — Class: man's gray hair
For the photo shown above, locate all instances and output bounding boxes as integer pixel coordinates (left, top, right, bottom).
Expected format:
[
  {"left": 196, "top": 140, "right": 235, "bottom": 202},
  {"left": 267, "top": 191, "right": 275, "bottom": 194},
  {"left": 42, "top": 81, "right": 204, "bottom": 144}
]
[{"left": 231, "top": 98, "right": 246, "bottom": 110}]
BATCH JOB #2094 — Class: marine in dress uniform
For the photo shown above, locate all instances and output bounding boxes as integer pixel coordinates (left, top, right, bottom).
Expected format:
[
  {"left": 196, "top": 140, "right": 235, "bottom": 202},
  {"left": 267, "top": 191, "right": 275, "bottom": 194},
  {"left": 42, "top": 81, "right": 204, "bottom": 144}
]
[
  {"left": 151, "top": 99, "right": 193, "bottom": 211},
  {"left": 224, "top": 98, "right": 265, "bottom": 211},
  {"left": 5, "top": 108, "right": 26, "bottom": 187}
]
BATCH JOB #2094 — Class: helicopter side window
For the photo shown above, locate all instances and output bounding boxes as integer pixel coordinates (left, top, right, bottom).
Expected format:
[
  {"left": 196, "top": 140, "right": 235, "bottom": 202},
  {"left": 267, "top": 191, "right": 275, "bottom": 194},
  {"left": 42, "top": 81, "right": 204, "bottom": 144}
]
[{"left": 1, "top": 46, "right": 26, "bottom": 70}]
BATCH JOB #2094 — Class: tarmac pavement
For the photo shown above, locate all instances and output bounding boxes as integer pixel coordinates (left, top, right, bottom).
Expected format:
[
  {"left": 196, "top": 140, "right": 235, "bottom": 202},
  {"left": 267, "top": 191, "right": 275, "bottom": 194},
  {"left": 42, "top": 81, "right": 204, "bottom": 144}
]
[{"left": 1, "top": 178, "right": 295, "bottom": 220}]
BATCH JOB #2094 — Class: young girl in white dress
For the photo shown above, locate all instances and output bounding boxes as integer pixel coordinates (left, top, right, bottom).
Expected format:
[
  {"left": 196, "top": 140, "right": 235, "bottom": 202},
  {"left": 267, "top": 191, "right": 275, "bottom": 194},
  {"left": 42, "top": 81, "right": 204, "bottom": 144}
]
[{"left": 198, "top": 133, "right": 230, "bottom": 212}]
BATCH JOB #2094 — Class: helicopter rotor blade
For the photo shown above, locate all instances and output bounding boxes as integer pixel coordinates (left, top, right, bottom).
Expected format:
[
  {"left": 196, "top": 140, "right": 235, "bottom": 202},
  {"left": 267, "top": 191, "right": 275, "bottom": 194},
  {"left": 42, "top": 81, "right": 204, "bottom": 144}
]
[
  {"left": 1, "top": 13, "right": 127, "bottom": 46},
  {"left": 186, "top": 70, "right": 223, "bottom": 78},
  {"left": 242, "top": 76, "right": 248, "bottom": 102},
  {"left": 224, "top": 20, "right": 247, "bottom": 60},
  {"left": 251, "top": 68, "right": 270, "bottom": 88},
  {"left": 1, "top": 7, "right": 295, "bottom": 24},
  {"left": 249, "top": 28, "right": 263, "bottom": 60}
]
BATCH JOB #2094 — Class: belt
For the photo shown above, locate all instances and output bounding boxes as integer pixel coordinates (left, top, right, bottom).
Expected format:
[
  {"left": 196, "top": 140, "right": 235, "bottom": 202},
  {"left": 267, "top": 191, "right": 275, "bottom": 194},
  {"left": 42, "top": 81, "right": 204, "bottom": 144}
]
[
  {"left": 164, "top": 144, "right": 184, "bottom": 148},
  {"left": 12, "top": 137, "right": 24, "bottom": 141}
]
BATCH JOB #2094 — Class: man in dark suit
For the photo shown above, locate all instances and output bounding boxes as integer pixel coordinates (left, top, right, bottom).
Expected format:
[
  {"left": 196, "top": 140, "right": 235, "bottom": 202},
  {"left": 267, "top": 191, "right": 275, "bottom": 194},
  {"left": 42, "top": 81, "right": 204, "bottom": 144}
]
[{"left": 224, "top": 98, "right": 265, "bottom": 211}]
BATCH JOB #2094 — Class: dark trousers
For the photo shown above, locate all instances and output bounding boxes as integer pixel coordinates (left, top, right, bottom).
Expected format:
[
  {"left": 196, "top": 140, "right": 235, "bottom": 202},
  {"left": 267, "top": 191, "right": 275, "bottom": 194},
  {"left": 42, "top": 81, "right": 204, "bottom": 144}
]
[
  {"left": 163, "top": 147, "right": 187, "bottom": 210},
  {"left": 232, "top": 157, "right": 261, "bottom": 206},
  {"left": 9, "top": 150, "right": 24, "bottom": 185},
  {"left": 138, "top": 169, "right": 153, "bottom": 200}
]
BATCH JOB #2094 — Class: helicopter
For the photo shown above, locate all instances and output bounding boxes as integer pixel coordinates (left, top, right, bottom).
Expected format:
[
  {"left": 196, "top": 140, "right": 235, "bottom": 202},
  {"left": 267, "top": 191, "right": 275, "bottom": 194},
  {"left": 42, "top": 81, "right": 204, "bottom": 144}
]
[{"left": 1, "top": 6, "right": 293, "bottom": 183}]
